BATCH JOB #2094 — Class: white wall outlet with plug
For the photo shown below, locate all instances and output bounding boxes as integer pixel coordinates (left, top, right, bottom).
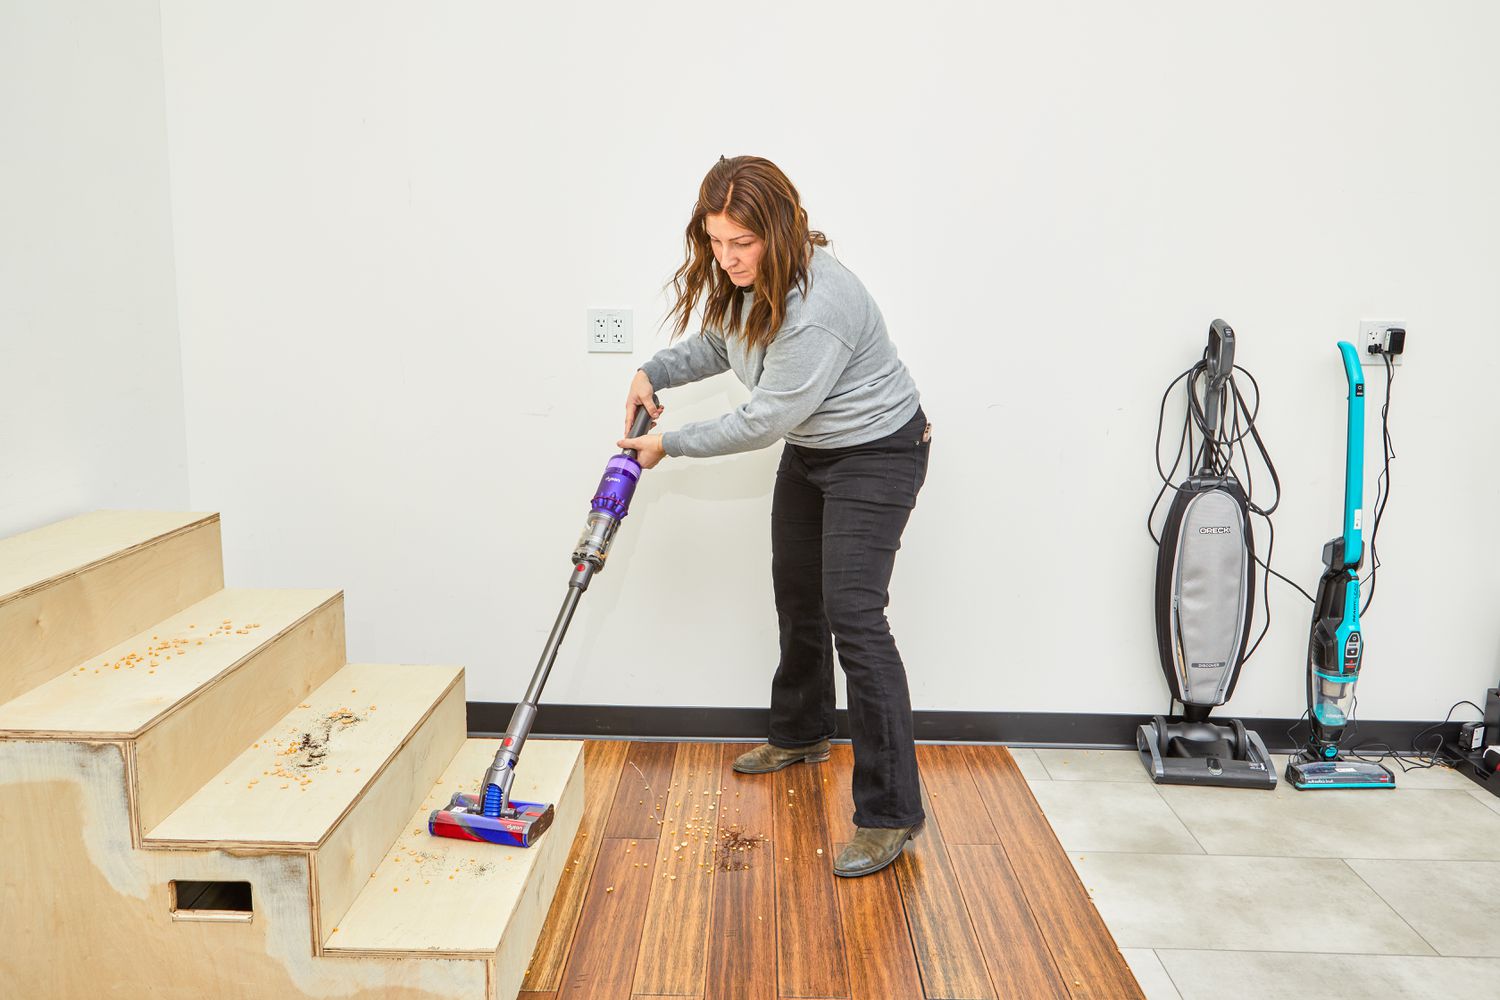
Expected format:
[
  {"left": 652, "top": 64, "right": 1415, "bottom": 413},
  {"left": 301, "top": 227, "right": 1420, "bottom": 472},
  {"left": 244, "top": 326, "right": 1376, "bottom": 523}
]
[
  {"left": 1359, "top": 319, "right": 1406, "bottom": 366},
  {"left": 587, "top": 308, "right": 633, "bottom": 353}
]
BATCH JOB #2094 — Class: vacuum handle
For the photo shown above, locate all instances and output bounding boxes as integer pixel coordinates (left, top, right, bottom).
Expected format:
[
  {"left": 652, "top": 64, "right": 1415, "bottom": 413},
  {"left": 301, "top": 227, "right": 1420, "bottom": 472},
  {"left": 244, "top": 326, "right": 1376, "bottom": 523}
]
[
  {"left": 1195, "top": 319, "right": 1236, "bottom": 463},
  {"left": 1206, "top": 319, "right": 1235, "bottom": 388},
  {"left": 1336, "top": 341, "right": 1365, "bottom": 565},
  {"left": 622, "top": 393, "right": 660, "bottom": 457}
]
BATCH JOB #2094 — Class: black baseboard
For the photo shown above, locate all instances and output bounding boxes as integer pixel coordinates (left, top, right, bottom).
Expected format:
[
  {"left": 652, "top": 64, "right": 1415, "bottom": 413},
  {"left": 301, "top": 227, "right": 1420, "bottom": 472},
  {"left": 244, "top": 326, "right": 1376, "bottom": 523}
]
[{"left": 467, "top": 702, "right": 1461, "bottom": 755}]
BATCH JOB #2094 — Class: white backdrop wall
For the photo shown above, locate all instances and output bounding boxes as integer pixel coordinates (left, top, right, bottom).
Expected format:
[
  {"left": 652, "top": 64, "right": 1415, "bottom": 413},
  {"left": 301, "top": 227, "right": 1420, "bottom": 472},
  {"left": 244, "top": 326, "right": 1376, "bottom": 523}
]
[
  {"left": 157, "top": 1, "right": 1500, "bottom": 721},
  {"left": 1, "top": 0, "right": 188, "bottom": 536}
]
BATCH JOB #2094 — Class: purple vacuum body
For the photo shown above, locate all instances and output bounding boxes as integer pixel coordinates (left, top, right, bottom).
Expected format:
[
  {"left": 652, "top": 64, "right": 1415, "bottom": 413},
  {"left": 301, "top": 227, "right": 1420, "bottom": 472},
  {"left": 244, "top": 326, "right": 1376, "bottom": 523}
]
[{"left": 591, "top": 455, "right": 642, "bottom": 519}]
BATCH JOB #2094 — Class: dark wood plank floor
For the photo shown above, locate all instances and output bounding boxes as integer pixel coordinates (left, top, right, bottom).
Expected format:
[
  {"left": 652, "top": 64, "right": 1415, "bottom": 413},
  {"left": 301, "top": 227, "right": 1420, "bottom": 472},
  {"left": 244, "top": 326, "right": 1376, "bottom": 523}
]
[{"left": 518, "top": 740, "right": 1143, "bottom": 1000}]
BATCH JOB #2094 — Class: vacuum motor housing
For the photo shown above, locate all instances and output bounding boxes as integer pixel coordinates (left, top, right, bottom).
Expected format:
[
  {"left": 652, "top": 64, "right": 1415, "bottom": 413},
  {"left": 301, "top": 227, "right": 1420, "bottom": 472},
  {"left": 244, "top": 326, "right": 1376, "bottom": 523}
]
[{"left": 1154, "top": 475, "right": 1256, "bottom": 715}]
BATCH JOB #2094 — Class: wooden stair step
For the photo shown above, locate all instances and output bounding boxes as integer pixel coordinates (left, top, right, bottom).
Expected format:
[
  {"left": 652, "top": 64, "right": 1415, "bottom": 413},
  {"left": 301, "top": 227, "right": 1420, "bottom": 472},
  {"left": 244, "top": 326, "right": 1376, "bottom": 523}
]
[
  {"left": 144, "top": 662, "right": 464, "bottom": 849},
  {"left": 0, "top": 510, "right": 223, "bottom": 706},
  {"left": 0, "top": 510, "right": 217, "bottom": 599},
  {"left": 0, "top": 588, "right": 341, "bottom": 738},
  {"left": 324, "top": 737, "right": 583, "bottom": 993}
]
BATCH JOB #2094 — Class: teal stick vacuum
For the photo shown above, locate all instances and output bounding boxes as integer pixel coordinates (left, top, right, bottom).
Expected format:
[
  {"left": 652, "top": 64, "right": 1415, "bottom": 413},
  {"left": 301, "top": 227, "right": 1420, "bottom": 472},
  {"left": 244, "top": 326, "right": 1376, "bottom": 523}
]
[{"left": 1286, "top": 342, "right": 1395, "bottom": 790}]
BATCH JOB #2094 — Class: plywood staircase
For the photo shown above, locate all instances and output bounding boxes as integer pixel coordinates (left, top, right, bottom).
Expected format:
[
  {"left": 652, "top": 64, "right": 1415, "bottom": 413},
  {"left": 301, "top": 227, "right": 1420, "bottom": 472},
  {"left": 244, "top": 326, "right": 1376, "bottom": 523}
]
[{"left": 0, "top": 511, "right": 583, "bottom": 999}]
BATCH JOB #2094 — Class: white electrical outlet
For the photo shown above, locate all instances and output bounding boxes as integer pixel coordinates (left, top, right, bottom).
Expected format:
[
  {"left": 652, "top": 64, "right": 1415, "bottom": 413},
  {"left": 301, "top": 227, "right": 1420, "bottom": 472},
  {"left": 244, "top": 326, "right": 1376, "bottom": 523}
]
[
  {"left": 1358, "top": 319, "right": 1405, "bottom": 366},
  {"left": 587, "top": 308, "right": 633, "bottom": 353}
]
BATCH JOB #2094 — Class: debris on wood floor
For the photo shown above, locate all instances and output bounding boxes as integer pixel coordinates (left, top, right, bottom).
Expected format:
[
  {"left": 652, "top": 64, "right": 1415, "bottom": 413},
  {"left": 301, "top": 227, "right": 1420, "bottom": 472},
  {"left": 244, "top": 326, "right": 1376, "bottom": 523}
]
[{"left": 714, "top": 825, "right": 769, "bottom": 871}]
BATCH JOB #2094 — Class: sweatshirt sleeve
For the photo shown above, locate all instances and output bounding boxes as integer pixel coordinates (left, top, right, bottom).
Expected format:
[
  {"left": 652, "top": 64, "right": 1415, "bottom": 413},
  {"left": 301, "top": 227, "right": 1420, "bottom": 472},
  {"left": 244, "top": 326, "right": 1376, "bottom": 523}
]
[
  {"left": 638, "top": 328, "right": 731, "bottom": 390},
  {"left": 660, "top": 324, "right": 853, "bottom": 458}
]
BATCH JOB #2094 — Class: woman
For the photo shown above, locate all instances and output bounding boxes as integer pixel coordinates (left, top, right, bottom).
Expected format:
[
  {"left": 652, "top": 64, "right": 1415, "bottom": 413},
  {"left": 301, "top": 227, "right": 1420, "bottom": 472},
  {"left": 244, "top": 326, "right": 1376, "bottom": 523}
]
[{"left": 620, "top": 155, "right": 930, "bottom": 878}]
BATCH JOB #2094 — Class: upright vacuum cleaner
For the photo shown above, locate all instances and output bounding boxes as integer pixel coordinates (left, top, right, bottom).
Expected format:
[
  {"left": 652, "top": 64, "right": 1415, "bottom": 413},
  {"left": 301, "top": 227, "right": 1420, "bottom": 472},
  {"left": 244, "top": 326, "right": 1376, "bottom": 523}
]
[
  {"left": 1285, "top": 344, "right": 1395, "bottom": 790},
  {"left": 428, "top": 400, "right": 659, "bottom": 845},
  {"left": 1140, "top": 320, "right": 1277, "bottom": 788}
]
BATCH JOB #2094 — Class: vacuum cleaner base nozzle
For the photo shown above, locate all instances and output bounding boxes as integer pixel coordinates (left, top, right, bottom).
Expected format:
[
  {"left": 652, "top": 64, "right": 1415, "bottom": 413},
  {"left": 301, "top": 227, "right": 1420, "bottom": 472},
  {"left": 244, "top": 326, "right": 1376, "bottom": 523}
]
[
  {"left": 428, "top": 792, "right": 555, "bottom": 847},
  {"left": 1137, "top": 716, "right": 1278, "bottom": 789},
  {"left": 1285, "top": 754, "right": 1396, "bottom": 790}
]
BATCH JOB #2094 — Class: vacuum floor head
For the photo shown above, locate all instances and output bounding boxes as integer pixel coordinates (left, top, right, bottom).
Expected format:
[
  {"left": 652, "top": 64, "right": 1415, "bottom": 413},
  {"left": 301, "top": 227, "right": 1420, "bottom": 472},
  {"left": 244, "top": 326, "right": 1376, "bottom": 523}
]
[
  {"left": 1286, "top": 755, "right": 1395, "bottom": 790},
  {"left": 428, "top": 791, "right": 555, "bottom": 847},
  {"left": 1137, "top": 717, "right": 1277, "bottom": 789}
]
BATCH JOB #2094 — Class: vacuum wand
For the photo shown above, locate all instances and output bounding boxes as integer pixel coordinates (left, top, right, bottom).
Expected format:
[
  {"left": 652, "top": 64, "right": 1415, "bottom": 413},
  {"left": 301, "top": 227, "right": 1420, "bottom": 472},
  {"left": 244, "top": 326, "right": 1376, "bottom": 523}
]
[{"left": 428, "top": 399, "right": 658, "bottom": 845}]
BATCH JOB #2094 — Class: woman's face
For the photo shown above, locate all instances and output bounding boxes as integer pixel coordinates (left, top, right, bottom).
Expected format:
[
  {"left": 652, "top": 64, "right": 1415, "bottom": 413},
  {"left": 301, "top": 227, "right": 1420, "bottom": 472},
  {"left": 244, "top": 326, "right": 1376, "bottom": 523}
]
[{"left": 705, "top": 212, "right": 763, "bottom": 287}]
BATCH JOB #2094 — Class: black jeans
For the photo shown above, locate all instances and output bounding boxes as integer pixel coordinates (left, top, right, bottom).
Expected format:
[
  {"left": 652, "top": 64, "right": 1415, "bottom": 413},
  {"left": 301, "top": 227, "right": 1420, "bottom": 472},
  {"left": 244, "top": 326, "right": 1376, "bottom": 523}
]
[{"left": 767, "top": 406, "right": 931, "bottom": 828}]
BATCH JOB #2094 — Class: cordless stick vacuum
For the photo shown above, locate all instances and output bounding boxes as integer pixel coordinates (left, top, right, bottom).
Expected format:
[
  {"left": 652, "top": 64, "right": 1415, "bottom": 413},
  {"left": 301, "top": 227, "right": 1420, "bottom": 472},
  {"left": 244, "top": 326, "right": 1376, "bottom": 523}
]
[
  {"left": 428, "top": 400, "right": 659, "bottom": 845},
  {"left": 1286, "top": 344, "right": 1394, "bottom": 790}
]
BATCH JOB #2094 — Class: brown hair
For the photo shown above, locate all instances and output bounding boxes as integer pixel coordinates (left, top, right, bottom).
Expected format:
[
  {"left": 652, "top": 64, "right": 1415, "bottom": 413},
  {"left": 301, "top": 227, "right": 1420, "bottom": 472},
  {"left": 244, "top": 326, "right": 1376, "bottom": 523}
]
[{"left": 665, "top": 155, "right": 828, "bottom": 351}]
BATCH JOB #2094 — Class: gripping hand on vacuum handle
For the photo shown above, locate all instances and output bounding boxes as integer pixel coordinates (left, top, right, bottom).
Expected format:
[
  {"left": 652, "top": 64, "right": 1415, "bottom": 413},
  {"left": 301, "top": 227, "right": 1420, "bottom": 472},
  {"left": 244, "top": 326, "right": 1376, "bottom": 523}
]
[
  {"left": 624, "top": 370, "right": 664, "bottom": 434},
  {"left": 620, "top": 372, "right": 666, "bottom": 468}
]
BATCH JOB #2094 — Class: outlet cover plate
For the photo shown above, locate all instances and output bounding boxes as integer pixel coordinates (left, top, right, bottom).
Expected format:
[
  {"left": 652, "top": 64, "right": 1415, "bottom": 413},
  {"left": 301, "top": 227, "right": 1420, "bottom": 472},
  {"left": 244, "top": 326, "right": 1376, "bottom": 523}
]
[
  {"left": 1358, "top": 319, "right": 1405, "bottom": 366},
  {"left": 587, "top": 308, "right": 633, "bottom": 353}
]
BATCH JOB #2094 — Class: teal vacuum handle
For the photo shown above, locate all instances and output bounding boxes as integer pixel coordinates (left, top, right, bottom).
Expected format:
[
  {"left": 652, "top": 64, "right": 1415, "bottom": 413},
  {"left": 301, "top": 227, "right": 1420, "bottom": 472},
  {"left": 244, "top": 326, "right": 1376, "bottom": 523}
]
[{"left": 1338, "top": 341, "right": 1364, "bottom": 565}]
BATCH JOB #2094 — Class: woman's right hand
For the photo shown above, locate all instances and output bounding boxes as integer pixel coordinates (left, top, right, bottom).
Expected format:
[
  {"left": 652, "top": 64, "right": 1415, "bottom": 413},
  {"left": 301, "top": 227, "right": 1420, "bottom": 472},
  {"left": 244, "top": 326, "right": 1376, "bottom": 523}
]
[{"left": 625, "top": 369, "right": 665, "bottom": 435}]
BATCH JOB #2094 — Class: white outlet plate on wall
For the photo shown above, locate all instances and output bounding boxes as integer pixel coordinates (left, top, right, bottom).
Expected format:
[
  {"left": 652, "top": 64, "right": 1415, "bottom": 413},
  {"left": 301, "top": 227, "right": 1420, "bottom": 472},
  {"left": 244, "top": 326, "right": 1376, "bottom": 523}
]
[
  {"left": 1358, "top": 319, "right": 1405, "bottom": 366},
  {"left": 587, "top": 309, "right": 633, "bottom": 353}
]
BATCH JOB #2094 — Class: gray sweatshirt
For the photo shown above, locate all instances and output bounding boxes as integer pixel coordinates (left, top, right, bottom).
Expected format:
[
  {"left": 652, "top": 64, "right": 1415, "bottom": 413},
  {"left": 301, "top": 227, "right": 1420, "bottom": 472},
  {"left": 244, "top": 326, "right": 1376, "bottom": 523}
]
[{"left": 640, "top": 246, "right": 920, "bottom": 458}]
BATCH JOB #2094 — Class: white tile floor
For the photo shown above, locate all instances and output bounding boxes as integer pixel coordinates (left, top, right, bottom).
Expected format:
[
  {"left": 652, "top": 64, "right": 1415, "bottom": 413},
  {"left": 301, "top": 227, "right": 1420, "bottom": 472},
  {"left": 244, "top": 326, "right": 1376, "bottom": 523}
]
[{"left": 1015, "top": 747, "right": 1500, "bottom": 1000}]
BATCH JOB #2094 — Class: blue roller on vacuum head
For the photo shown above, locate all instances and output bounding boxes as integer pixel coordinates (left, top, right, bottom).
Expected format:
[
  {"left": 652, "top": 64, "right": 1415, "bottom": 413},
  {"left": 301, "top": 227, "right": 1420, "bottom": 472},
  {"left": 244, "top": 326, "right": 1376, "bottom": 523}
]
[{"left": 1285, "top": 342, "right": 1394, "bottom": 790}]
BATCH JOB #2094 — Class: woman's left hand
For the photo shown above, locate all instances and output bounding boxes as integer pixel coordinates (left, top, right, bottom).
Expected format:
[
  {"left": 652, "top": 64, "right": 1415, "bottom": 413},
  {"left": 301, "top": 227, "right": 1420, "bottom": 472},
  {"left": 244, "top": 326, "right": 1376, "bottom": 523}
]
[{"left": 618, "top": 433, "right": 666, "bottom": 469}]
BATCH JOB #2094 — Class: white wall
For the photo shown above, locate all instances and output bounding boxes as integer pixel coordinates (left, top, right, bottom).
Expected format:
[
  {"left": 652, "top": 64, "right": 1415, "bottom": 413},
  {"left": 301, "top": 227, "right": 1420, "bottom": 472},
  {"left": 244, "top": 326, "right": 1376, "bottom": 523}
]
[
  {"left": 0, "top": 0, "right": 188, "bottom": 537},
  {"left": 158, "top": 1, "right": 1500, "bottom": 722}
]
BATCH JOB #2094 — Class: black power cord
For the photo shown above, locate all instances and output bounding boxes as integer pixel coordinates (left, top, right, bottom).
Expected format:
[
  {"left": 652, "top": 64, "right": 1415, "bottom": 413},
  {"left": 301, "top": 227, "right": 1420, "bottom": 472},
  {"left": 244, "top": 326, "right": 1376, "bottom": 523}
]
[
  {"left": 1280, "top": 698, "right": 1478, "bottom": 773},
  {"left": 1360, "top": 352, "right": 1396, "bottom": 616},
  {"left": 1344, "top": 698, "right": 1483, "bottom": 773}
]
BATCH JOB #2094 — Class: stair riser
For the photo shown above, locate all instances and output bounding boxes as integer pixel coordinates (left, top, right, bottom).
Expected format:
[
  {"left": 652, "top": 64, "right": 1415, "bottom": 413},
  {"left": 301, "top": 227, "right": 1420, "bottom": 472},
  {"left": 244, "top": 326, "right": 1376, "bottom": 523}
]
[
  {"left": 0, "top": 518, "right": 223, "bottom": 705},
  {"left": 313, "top": 674, "right": 468, "bottom": 944},
  {"left": 0, "top": 738, "right": 488, "bottom": 999},
  {"left": 133, "top": 597, "right": 347, "bottom": 835},
  {"left": 321, "top": 739, "right": 585, "bottom": 966},
  {"left": 493, "top": 753, "right": 583, "bottom": 1000}
]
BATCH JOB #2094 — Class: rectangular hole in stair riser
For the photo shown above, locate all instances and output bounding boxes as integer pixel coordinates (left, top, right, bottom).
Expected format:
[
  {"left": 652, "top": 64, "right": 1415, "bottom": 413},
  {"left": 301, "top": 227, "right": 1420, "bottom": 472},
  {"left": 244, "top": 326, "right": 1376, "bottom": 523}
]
[{"left": 169, "top": 881, "right": 253, "bottom": 922}]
